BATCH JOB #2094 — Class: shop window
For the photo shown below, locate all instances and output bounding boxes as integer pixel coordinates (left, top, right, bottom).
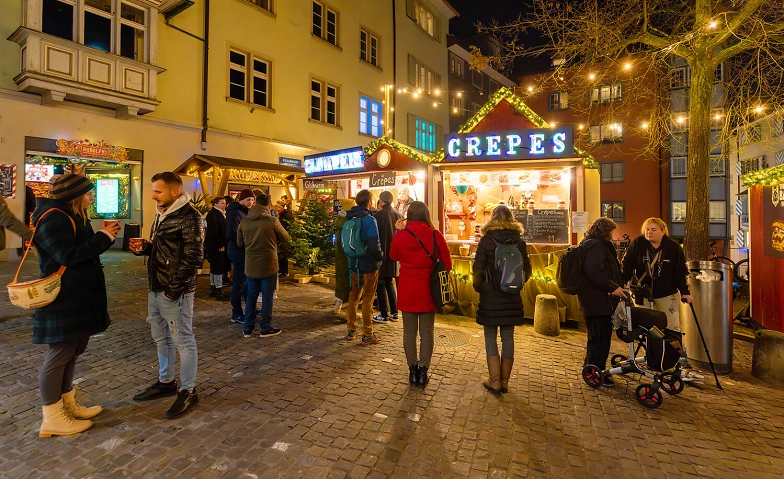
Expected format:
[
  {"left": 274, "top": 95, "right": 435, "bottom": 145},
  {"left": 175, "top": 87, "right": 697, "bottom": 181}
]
[
  {"left": 406, "top": 0, "right": 439, "bottom": 40},
  {"left": 549, "top": 91, "right": 568, "bottom": 111},
  {"left": 601, "top": 201, "right": 626, "bottom": 223},
  {"left": 589, "top": 124, "right": 623, "bottom": 143},
  {"left": 407, "top": 114, "right": 442, "bottom": 153},
  {"left": 671, "top": 201, "right": 686, "bottom": 222},
  {"left": 590, "top": 83, "right": 622, "bottom": 103},
  {"left": 709, "top": 201, "right": 726, "bottom": 222},
  {"left": 671, "top": 157, "right": 687, "bottom": 177},
  {"left": 360, "top": 29, "right": 379, "bottom": 67},
  {"left": 243, "top": 0, "right": 273, "bottom": 13},
  {"left": 359, "top": 95, "right": 382, "bottom": 137},
  {"left": 407, "top": 55, "right": 440, "bottom": 95},
  {"left": 313, "top": 1, "right": 339, "bottom": 46},
  {"left": 449, "top": 53, "right": 464, "bottom": 78},
  {"left": 600, "top": 161, "right": 625, "bottom": 183},
  {"left": 228, "top": 48, "right": 271, "bottom": 108},
  {"left": 311, "top": 78, "right": 339, "bottom": 126}
]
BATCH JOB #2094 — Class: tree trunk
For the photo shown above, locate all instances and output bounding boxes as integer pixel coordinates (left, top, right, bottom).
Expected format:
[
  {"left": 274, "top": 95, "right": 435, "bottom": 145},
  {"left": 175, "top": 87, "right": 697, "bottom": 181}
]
[{"left": 683, "top": 58, "right": 713, "bottom": 261}]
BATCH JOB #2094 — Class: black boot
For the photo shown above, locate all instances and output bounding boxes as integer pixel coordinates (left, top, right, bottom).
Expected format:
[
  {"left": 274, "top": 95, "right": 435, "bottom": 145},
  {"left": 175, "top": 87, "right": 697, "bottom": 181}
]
[
  {"left": 209, "top": 286, "right": 217, "bottom": 297},
  {"left": 214, "top": 288, "right": 229, "bottom": 301},
  {"left": 418, "top": 366, "right": 429, "bottom": 386},
  {"left": 409, "top": 365, "right": 419, "bottom": 385}
]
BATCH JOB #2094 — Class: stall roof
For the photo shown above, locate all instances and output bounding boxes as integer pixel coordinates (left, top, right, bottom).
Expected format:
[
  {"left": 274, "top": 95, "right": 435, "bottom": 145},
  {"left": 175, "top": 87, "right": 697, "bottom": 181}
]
[{"left": 174, "top": 154, "right": 305, "bottom": 177}]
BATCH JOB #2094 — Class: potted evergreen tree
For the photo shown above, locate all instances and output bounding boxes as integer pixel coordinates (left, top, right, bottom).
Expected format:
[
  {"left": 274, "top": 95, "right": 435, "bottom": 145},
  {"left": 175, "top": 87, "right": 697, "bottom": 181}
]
[{"left": 286, "top": 195, "right": 336, "bottom": 283}]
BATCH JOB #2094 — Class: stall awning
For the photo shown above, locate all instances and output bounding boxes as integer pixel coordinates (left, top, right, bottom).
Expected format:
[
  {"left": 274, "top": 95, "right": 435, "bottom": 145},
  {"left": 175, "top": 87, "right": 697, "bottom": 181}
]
[{"left": 175, "top": 154, "right": 305, "bottom": 177}]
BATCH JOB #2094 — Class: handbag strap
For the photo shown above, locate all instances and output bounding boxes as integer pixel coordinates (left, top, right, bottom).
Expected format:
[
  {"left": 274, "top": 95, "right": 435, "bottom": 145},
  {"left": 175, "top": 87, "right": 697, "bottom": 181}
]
[
  {"left": 12, "top": 208, "right": 76, "bottom": 284},
  {"left": 404, "top": 228, "right": 437, "bottom": 264}
]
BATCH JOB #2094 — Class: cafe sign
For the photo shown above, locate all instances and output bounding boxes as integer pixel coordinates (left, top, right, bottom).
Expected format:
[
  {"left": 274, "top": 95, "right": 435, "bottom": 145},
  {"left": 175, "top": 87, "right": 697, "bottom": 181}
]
[
  {"left": 56, "top": 139, "right": 128, "bottom": 162},
  {"left": 444, "top": 127, "right": 574, "bottom": 162}
]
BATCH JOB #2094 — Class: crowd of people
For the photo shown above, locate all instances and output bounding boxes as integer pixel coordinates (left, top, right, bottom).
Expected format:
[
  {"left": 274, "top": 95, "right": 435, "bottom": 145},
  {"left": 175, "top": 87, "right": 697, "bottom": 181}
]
[{"left": 0, "top": 171, "right": 699, "bottom": 439}]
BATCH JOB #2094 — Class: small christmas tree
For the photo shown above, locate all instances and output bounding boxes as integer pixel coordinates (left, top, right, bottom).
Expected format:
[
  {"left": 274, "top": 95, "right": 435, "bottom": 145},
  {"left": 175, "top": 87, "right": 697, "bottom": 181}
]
[{"left": 286, "top": 195, "right": 336, "bottom": 274}]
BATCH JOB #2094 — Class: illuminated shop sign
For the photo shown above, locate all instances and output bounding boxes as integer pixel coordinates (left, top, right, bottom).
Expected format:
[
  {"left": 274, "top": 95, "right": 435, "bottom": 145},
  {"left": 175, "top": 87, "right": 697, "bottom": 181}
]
[
  {"left": 444, "top": 127, "right": 574, "bottom": 162},
  {"left": 304, "top": 146, "right": 365, "bottom": 177},
  {"left": 56, "top": 139, "right": 128, "bottom": 162}
]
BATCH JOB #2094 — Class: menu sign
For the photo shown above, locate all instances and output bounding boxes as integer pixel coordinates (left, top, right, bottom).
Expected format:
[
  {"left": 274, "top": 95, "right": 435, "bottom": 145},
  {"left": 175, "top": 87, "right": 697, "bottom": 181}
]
[
  {"left": 370, "top": 172, "right": 396, "bottom": 188},
  {"left": 304, "top": 178, "right": 326, "bottom": 190},
  {"left": 513, "top": 209, "right": 570, "bottom": 244}
]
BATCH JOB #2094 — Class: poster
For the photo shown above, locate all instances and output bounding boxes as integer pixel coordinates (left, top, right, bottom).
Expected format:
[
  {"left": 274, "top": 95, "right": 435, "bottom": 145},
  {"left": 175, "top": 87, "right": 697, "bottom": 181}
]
[
  {"left": 0, "top": 164, "right": 17, "bottom": 199},
  {"left": 96, "top": 179, "right": 120, "bottom": 214},
  {"left": 764, "top": 184, "right": 784, "bottom": 259}
]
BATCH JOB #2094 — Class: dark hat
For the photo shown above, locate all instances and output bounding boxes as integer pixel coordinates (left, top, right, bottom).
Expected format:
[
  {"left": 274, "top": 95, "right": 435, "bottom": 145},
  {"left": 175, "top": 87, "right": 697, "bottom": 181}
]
[
  {"left": 238, "top": 189, "right": 255, "bottom": 201},
  {"left": 379, "top": 191, "right": 394, "bottom": 204},
  {"left": 50, "top": 174, "right": 94, "bottom": 202}
]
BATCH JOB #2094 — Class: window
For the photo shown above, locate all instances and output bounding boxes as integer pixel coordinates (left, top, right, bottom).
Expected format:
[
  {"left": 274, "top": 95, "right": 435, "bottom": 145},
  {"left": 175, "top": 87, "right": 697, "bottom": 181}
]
[
  {"left": 739, "top": 125, "right": 762, "bottom": 146},
  {"left": 449, "top": 53, "right": 464, "bottom": 77},
  {"left": 709, "top": 201, "right": 726, "bottom": 222},
  {"left": 589, "top": 124, "right": 623, "bottom": 143},
  {"left": 671, "top": 157, "right": 687, "bottom": 177},
  {"left": 360, "top": 29, "right": 379, "bottom": 67},
  {"left": 590, "top": 83, "right": 622, "bottom": 102},
  {"left": 228, "top": 49, "right": 271, "bottom": 108},
  {"left": 407, "top": 55, "right": 440, "bottom": 95},
  {"left": 359, "top": 95, "right": 382, "bottom": 136},
  {"left": 489, "top": 79, "right": 499, "bottom": 93},
  {"left": 714, "top": 63, "right": 723, "bottom": 83},
  {"left": 710, "top": 157, "right": 726, "bottom": 176},
  {"left": 408, "top": 116, "right": 441, "bottom": 152},
  {"left": 451, "top": 93, "right": 464, "bottom": 117},
  {"left": 600, "top": 161, "right": 625, "bottom": 183},
  {"left": 601, "top": 201, "right": 626, "bottom": 223},
  {"left": 671, "top": 132, "right": 688, "bottom": 156},
  {"left": 42, "top": 0, "right": 149, "bottom": 62},
  {"left": 548, "top": 91, "right": 569, "bottom": 111},
  {"left": 672, "top": 202, "right": 686, "bottom": 222},
  {"left": 739, "top": 156, "right": 766, "bottom": 175},
  {"left": 311, "top": 78, "right": 339, "bottom": 126},
  {"left": 471, "top": 69, "right": 483, "bottom": 89},
  {"left": 243, "top": 0, "right": 273, "bottom": 13},
  {"left": 406, "top": 0, "right": 439, "bottom": 40},
  {"left": 312, "top": 1, "right": 339, "bottom": 46},
  {"left": 671, "top": 67, "right": 690, "bottom": 89}
]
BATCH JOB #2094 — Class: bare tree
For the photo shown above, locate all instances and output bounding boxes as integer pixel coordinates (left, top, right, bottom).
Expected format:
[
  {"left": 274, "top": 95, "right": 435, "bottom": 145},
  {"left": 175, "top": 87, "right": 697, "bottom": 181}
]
[{"left": 476, "top": 0, "right": 784, "bottom": 260}]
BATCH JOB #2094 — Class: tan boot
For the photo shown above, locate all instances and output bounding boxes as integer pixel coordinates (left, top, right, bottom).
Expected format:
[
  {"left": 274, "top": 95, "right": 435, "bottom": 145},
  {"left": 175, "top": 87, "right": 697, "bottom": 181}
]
[
  {"left": 62, "top": 389, "right": 102, "bottom": 419},
  {"left": 483, "top": 356, "right": 502, "bottom": 394},
  {"left": 39, "top": 399, "right": 92, "bottom": 438},
  {"left": 500, "top": 358, "right": 514, "bottom": 393}
]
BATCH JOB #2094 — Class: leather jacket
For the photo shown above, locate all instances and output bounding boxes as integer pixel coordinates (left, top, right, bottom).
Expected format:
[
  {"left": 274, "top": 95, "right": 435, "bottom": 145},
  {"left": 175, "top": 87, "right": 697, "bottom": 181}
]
[{"left": 140, "top": 196, "right": 206, "bottom": 300}]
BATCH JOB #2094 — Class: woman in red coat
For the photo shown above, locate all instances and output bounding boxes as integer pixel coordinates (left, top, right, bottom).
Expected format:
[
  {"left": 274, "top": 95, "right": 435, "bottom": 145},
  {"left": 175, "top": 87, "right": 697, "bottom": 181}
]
[{"left": 389, "top": 201, "right": 451, "bottom": 387}]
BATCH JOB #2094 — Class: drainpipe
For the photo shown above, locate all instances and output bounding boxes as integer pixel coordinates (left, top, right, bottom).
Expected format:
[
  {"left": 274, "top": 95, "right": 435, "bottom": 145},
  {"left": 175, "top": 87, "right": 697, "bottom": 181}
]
[
  {"left": 391, "top": 0, "right": 397, "bottom": 140},
  {"left": 201, "top": 0, "right": 210, "bottom": 150}
]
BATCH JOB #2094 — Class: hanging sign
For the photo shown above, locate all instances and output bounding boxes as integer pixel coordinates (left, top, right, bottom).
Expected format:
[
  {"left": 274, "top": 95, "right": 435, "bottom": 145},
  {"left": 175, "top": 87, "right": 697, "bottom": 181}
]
[
  {"left": 304, "top": 146, "right": 364, "bottom": 176},
  {"left": 370, "top": 172, "right": 397, "bottom": 188},
  {"left": 444, "top": 127, "right": 574, "bottom": 162},
  {"left": 279, "top": 157, "right": 302, "bottom": 167},
  {"left": 56, "top": 139, "right": 128, "bottom": 162}
]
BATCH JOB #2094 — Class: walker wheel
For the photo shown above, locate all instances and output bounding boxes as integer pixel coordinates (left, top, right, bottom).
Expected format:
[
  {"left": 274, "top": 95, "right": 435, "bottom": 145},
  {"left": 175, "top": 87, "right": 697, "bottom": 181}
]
[
  {"left": 611, "top": 354, "right": 628, "bottom": 367},
  {"left": 660, "top": 373, "right": 685, "bottom": 395},
  {"left": 582, "top": 365, "right": 603, "bottom": 388},
  {"left": 635, "top": 384, "right": 663, "bottom": 408}
]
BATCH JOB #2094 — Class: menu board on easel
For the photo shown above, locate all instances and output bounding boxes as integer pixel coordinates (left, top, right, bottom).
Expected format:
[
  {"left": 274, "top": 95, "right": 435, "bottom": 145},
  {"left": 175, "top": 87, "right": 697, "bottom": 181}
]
[{"left": 513, "top": 209, "right": 570, "bottom": 244}]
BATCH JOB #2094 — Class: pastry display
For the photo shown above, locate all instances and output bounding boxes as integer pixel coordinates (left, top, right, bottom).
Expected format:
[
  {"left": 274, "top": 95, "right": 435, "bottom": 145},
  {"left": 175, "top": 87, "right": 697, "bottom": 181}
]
[{"left": 773, "top": 220, "right": 784, "bottom": 252}]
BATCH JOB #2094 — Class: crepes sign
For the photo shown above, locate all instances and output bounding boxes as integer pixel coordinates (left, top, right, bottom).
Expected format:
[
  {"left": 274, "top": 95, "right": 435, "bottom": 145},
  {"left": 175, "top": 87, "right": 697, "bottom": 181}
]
[{"left": 444, "top": 127, "right": 574, "bottom": 162}]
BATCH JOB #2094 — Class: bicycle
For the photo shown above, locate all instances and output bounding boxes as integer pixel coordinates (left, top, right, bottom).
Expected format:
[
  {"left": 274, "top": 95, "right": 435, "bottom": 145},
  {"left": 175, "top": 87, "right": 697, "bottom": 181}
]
[{"left": 707, "top": 240, "right": 749, "bottom": 284}]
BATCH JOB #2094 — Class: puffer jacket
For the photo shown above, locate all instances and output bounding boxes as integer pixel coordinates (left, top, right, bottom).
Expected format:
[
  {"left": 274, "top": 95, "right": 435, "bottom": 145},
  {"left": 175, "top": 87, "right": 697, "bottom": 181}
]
[
  {"left": 140, "top": 193, "right": 206, "bottom": 300},
  {"left": 344, "top": 205, "right": 383, "bottom": 274},
  {"left": 472, "top": 219, "right": 532, "bottom": 326},
  {"left": 577, "top": 234, "right": 623, "bottom": 317}
]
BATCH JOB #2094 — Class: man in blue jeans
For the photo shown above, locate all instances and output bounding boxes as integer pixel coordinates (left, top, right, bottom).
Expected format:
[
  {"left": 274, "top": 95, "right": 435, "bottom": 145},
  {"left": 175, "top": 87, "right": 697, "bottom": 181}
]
[
  {"left": 131, "top": 172, "right": 205, "bottom": 419},
  {"left": 237, "top": 193, "right": 290, "bottom": 337},
  {"left": 226, "top": 189, "right": 255, "bottom": 324}
]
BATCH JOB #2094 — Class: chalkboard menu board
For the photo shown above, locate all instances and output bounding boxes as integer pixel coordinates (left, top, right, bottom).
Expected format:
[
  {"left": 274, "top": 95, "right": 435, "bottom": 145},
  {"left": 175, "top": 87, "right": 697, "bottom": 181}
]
[{"left": 512, "top": 209, "right": 570, "bottom": 244}]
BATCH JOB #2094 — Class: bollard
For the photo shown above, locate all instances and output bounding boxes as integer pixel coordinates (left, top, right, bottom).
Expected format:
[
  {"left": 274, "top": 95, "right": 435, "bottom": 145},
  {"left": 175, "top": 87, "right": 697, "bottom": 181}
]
[
  {"left": 752, "top": 330, "right": 784, "bottom": 386},
  {"left": 534, "top": 294, "right": 560, "bottom": 336}
]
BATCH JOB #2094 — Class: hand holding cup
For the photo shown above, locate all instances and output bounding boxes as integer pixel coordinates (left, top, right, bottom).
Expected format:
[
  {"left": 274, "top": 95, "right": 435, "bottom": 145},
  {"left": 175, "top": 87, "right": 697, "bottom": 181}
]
[{"left": 129, "top": 237, "right": 148, "bottom": 253}]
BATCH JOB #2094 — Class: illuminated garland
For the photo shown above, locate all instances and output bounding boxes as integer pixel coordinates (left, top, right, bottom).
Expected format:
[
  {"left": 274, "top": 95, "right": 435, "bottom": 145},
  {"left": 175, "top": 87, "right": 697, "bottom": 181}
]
[
  {"left": 451, "top": 270, "right": 472, "bottom": 284},
  {"left": 450, "top": 270, "right": 557, "bottom": 285},
  {"left": 741, "top": 164, "right": 784, "bottom": 187},
  {"left": 364, "top": 137, "right": 444, "bottom": 165},
  {"left": 457, "top": 87, "right": 598, "bottom": 169}
]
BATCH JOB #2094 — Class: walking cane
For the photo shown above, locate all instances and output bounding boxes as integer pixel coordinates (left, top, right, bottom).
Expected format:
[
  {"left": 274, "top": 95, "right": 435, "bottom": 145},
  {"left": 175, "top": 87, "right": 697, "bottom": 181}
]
[{"left": 681, "top": 298, "right": 723, "bottom": 390}]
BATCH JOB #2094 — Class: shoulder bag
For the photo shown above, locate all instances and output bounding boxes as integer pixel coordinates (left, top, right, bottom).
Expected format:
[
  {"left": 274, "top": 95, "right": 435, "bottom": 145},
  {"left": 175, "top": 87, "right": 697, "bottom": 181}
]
[{"left": 404, "top": 229, "right": 453, "bottom": 309}]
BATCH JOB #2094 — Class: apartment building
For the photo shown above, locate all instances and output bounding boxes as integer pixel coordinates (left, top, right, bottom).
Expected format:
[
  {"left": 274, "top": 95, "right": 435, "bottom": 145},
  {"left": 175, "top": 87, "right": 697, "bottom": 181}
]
[{"left": 0, "top": 0, "right": 454, "bottom": 259}]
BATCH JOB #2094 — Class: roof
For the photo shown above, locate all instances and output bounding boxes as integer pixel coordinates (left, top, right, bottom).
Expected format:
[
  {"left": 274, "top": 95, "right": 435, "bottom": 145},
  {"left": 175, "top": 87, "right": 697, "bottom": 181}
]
[
  {"left": 432, "top": 0, "right": 459, "bottom": 19},
  {"left": 174, "top": 154, "right": 305, "bottom": 177}
]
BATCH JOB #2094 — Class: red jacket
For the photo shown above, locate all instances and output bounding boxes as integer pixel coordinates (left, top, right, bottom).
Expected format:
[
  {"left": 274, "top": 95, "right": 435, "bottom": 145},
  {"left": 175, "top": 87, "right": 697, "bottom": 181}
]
[{"left": 389, "top": 221, "right": 452, "bottom": 313}]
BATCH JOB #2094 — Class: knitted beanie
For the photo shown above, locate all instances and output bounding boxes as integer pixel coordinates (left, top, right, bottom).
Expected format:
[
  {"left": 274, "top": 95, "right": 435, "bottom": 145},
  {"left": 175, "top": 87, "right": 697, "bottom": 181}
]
[
  {"left": 50, "top": 174, "right": 94, "bottom": 202},
  {"left": 238, "top": 189, "right": 255, "bottom": 201}
]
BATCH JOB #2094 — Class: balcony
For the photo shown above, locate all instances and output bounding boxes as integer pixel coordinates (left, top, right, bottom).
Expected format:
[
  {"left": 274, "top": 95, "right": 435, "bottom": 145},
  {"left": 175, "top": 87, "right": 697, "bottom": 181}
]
[{"left": 8, "top": 27, "right": 164, "bottom": 118}]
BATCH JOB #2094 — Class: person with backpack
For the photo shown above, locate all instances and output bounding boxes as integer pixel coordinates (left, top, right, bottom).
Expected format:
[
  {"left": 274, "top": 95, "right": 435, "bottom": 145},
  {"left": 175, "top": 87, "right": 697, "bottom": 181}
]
[
  {"left": 342, "top": 190, "right": 384, "bottom": 345},
  {"left": 472, "top": 205, "right": 532, "bottom": 394},
  {"left": 578, "top": 217, "right": 626, "bottom": 387},
  {"left": 389, "top": 201, "right": 451, "bottom": 386}
]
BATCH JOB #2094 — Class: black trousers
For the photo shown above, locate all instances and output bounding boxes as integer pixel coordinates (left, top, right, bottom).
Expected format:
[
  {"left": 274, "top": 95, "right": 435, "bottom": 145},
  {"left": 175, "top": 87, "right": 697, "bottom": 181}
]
[
  {"left": 39, "top": 335, "right": 90, "bottom": 405},
  {"left": 584, "top": 315, "right": 613, "bottom": 370}
]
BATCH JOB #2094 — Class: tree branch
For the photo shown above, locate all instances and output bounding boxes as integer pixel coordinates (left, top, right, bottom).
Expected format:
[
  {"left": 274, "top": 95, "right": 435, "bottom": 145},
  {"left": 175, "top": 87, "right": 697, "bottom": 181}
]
[{"left": 707, "top": 0, "right": 766, "bottom": 49}]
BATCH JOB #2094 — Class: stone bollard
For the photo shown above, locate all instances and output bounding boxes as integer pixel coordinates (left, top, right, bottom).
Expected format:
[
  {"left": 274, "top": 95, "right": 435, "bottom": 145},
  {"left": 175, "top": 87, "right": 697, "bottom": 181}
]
[
  {"left": 534, "top": 294, "right": 560, "bottom": 336},
  {"left": 752, "top": 330, "right": 784, "bottom": 386}
]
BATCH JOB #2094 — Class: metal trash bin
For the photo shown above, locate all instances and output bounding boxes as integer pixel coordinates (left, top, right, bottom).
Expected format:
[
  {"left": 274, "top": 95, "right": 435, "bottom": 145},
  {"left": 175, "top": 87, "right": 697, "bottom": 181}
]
[{"left": 679, "top": 261, "right": 733, "bottom": 374}]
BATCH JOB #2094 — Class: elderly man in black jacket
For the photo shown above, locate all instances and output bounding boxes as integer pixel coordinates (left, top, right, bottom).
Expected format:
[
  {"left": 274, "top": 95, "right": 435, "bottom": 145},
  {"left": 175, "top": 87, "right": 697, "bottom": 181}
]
[
  {"left": 372, "top": 191, "right": 401, "bottom": 323},
  {"left": 131, "top": 172, "right": 205, "bottom": 419}
]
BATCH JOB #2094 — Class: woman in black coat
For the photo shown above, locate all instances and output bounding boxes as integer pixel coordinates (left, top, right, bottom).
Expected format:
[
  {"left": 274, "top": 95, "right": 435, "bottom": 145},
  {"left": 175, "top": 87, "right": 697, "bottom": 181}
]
[
  {"left": 577, "top": 217, "right": 625, "bottom": 386},
  {"left": 472, "top": 206, "right": 532, "bottom": 394},
  {"left": 205, "top": 196, "right": 228, "bottom": 299},
  {"left": 31, "top": 174, "right": 119, "bottom": 437}
]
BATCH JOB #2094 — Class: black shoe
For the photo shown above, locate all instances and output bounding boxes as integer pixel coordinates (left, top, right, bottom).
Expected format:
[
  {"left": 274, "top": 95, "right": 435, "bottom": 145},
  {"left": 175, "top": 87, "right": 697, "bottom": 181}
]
[
  {"left": 418, "top": 366, "right": 429, "bottom": 386},
  {"left": 133, "top": 380, "right": 178, "bottom": 401},
  {"left": 602, "top": 377, "right": 615, "bottom": 387},
  {"left": 164, "top": 389, "right": 199, "bottom": 419},
  {"left": 409, "top": 364, "right": 419, "bottom": 385},
  {"left": 231, "top": 317, "right": 244, "bottom": 324},
  {"left": 259, "top": 328, "right": 282, "bottom": 338},
  {"left": 214, "top": 289, "right": 229, "bottom": 301},
  {"left": 208, "top": 286, "right": 217, "bottom": 297}
]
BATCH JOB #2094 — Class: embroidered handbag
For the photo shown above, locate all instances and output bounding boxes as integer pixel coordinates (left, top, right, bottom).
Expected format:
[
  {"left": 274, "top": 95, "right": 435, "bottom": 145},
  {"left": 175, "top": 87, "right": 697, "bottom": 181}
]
[{"left": 7, "top": 209, "right": 75, "bottom": 309}]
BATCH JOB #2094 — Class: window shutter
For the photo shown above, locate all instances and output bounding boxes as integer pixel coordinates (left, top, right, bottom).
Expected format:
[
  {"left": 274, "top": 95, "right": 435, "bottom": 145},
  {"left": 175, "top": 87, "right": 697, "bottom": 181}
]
[
  {"left": 406, "top": 0, "right": 415, "bottom": 19},
  {"left": 436, "top": 124, "right": 444, "bottom": 150},
  {"left": 561, "top": 91, "right": 569, "bottom": 109},
  {"left": 434, "top": 16, "right": 441, "bottom": 42},
  {"left": 407, "top": 113, "right": 416, "bottom": 147},
  {"left": 408, "top": 54, "right": 416, "bottom": 85},
  {"left": 434, "top": 72, "right": 441, "bottom": 90}
]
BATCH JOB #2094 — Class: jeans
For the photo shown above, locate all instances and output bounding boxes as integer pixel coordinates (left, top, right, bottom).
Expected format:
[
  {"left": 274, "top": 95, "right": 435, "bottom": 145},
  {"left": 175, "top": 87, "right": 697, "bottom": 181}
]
[
  {"left": 346, "top": 271, "right": 379, "bottom": 336},
  {"left": 402, "top": 312, "right": 435, "bottom": 368},
  {"left": 245, "top": 273, "right": 277, "bottom": 333},
  {"left": 147, "top": 291, "right": 198, "bottom": 391},
  {"left": 584, "top": 315, "right": 613, "bottom": 370},
  {"left": 39, "top": 335, "right": 90, "bottom": 405},
  {"left": 484, "top": 325, "right": 515, "bottom": 359},
  {"left": 210, "top": 273, "right": 223, "bottom": 288},
  {"left": 228, "top": 251, "right": 246, "bottom": 320},
  {"left": 376, "top": 277, "right": 398, "bottom": 318}
]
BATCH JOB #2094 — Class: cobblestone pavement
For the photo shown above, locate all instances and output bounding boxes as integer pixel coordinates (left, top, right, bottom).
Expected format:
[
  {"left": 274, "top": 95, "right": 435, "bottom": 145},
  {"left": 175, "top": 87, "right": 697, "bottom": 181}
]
[{"left": 1, "top": 251, "right": 783, "bottom": 479}]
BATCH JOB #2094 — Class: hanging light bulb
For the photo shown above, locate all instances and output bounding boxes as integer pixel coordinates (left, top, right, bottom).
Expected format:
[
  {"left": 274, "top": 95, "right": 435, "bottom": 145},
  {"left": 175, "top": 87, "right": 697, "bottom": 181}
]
[
  {"left": 589, "top": 73, "right": 596, "bottom": 80},
  {"left": 755, "top": 105, "right": 764, "bottom": 113},
  {"left": 434, "top": 89, "right": 441, "bottom": 95},
  {"left": 624, "top": 62, "right": 632, "bottom": 70},
  {"left": 457, "top": 92, "right": 462, "bottom": 97},
  {"left": 432, "top": 101, "right": 437, "bottom": 107},
  {"left": 641, "top": 122, "right": 649, "bottom": 129},
  {"left": 527, "top": 86, "right": 533, "bottom": 92},
  {"left": 709, "top": 20, "right": 718, "bottom": 29},
  {"left": 578, "top": 124, "right": 584, "bottom": 130},
  {"left": 397, "top": 88, "right": 402, "bottom": 94},
  {"left": 413, "top": 91, "right": 420, "bottom": 98},
  {"left": 452, "top": 107, "right": 458, "bottom": 113}
]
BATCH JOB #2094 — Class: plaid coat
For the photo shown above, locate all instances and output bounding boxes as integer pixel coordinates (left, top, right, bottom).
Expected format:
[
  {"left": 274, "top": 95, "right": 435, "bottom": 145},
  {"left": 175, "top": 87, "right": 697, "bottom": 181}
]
[{"left": 30, "top": 198, "right": 114, "bottom": 344}]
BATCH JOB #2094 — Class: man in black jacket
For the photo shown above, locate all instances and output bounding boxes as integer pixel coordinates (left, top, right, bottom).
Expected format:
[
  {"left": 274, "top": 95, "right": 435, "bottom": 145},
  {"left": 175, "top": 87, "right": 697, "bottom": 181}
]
[
  {"left": 131, "top": 172, "right": 205, "bottom": 419},
  {"left": 205, "top": 196, "right": 228, "bottom": 300},
  {"left": 226, "top": 189, "right": 255, "bottom": 323},
  {"left": 372, "top": 191, "right": 401, "bottom": 323}
]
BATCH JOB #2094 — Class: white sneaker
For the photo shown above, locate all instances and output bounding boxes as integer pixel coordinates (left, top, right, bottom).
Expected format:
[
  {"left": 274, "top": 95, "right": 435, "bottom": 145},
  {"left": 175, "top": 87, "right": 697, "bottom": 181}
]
[{"left": 681, "top": 370, "right": 705, "bottom": 382}]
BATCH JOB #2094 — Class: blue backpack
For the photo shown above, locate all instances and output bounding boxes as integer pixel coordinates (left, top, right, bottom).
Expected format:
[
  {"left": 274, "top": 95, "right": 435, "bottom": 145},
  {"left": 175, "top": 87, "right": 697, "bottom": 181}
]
[
  {"left": 341, "top": 217, "right": 367, "bottom": 288},
  {"left": 488, "top": 236, "right": 525, "bottom": 294}
]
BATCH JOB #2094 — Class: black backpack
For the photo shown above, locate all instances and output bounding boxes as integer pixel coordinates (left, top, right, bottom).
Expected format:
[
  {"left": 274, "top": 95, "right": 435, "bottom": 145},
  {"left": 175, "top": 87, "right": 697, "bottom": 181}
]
[{"left": 556, "top": 244, "right": 584, "bottom": 295}]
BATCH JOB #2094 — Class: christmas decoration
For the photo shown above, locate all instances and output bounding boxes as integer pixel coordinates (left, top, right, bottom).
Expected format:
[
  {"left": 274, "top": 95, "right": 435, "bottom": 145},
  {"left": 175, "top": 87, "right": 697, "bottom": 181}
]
[
  {"left": 56, "top": 139, "right": 128, "bottom": 162},
  {"left": 742, "top": 164, "right": 784, "bottom": 187},
  {"left": 286, "top": 196, "right": 336, "bottom": 274},
  {"left": 364, "top": 137, "right": 442, "bottom": 165}
]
